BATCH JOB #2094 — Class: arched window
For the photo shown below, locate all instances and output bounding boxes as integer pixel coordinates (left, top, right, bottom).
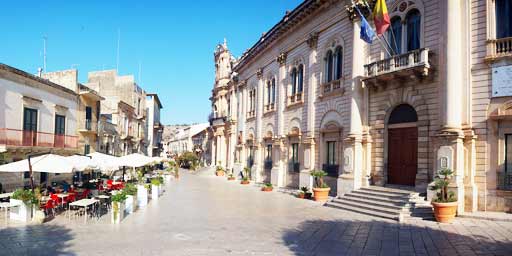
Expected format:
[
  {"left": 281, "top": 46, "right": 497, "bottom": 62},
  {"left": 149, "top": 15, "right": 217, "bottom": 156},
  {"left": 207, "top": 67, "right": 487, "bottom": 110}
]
[
  {"left": 334, "top": 46, "right": 343, "bottom": 80},
  {"left": 291, "top": 68, "right": 297, "bottom": 95},
  {"left": 406, "top": 9, "right": 421, "bottom": 51},
  {"left": 297, "top": 65, "right": 304, "bottom": 93},
  {"left": 266, "top": 80, "right": 271, "bottom": 105},
  {"left": 325, "top": 50, "right": 333, "bottom": 83},
  {"left": 388, "top": 104, "right": 417, "bottom": 124},
  {"left": 271, "top": 78, "right": 276, "bottom": 103},
  {"left": 389, "top": 17, "right": 402, "bottom": 54}
]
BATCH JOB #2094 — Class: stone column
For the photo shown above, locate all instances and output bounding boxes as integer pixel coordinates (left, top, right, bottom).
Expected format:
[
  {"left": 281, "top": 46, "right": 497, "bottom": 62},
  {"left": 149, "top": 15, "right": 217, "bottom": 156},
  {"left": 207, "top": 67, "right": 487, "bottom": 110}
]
[
  {"left": 271, "top": 138, "right": 285, "bottom": 187},
  {"left": 251, "top": 69, "right": 264, "bottom": 182},
  {"left": 433, "top": 0, "right": 465, "bottom": 213},
  {"left": 339, "top": 19, "right": 365, "bottom": 196}
]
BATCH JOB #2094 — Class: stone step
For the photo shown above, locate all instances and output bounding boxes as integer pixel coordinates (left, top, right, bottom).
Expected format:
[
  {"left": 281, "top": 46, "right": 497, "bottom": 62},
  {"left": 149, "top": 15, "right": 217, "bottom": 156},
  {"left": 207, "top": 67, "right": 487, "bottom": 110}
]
[
  {"left": 363, "top": 186, "right": 419, "bottom": 196},
  {"left": 349, "top": 190, "right": 412, "bottom": 202},
  {"left": 331, "top": 197, "right": 405, "bottom": 215},
  {"left": 352, "top": 188, "right": 417, "bottom": 198},
  {"left": 332, "top": 196, "right": 409, "bottom": 211},
  {"left": 344, "top": 192, "right": 412, "bottom": 205},
  {"left": 325, "top": 200, "right": 400, "bottom": 221}
]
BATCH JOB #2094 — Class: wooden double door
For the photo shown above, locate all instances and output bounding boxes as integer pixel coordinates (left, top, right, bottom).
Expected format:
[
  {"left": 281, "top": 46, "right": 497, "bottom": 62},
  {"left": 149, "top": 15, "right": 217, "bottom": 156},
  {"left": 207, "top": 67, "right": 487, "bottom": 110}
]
[{"left": 387, "top": 127, "right": 418, "bottom": 186}]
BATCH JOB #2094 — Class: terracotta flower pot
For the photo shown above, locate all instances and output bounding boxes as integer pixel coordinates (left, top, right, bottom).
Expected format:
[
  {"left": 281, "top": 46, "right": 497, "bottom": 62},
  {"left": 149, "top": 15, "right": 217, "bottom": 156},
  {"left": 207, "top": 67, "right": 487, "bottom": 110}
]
[
  {"left": 312, "top": 187, "right": 331, "bottom": 202},
  {"left": 241, "top": 180, "right": 250, "bottom": 185},
  {"left": 432, "top": 201, "right": 458, "bottom": 223},
  {"left": 297, "top": 193, "right": 305, "bottom": 199},
  {"left": 227, "top": 177, "right": 235, "bottom": 181},
  {"left": 261, "top": 187, "right": 273, "bottom": 192},
  {"left": 216, "top": 171, "right": 225, "bottom": 176}
]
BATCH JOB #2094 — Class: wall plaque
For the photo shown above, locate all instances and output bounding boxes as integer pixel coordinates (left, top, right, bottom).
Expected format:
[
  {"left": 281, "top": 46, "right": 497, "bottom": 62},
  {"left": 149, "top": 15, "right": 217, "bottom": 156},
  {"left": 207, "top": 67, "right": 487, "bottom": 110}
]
[{"left": 492, "top": 65, "right": 512, "bottom": 97}]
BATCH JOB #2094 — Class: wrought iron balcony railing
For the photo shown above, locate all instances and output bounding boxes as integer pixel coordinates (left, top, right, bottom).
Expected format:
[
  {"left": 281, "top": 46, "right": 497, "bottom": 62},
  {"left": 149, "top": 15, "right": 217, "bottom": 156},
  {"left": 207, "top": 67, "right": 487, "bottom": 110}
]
[{"left": 0, "top": 128, "right": 78, "bottom": 149}]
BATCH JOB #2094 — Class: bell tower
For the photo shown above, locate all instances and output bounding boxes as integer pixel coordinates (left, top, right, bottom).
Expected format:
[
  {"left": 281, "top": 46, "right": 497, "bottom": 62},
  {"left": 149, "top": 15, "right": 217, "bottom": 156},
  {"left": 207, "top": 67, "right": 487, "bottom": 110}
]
[{"left": 214, "top": 38, "right": 232, "bottom": 88}]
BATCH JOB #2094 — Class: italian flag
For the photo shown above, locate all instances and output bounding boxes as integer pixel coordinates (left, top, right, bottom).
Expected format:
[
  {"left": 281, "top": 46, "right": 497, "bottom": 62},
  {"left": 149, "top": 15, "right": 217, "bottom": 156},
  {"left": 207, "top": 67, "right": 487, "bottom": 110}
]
[{"left": 373, "top": 0, "right": 390, "bottom": 35}]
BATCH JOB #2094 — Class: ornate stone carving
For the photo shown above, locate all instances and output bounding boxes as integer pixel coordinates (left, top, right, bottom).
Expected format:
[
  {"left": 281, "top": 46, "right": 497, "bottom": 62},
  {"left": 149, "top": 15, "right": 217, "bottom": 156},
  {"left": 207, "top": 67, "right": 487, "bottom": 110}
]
[
  {"left": 345, "top": 0, "right": 374, "bottom": 22},
  {"left": 306, "top": 32, "right": 319, "bottom": 49},
  {"left": 256, "top": 68, "right": 263, "bottom": 79},
  {"left": 277, "top": 52, "right": 287, "bottom": 66}
]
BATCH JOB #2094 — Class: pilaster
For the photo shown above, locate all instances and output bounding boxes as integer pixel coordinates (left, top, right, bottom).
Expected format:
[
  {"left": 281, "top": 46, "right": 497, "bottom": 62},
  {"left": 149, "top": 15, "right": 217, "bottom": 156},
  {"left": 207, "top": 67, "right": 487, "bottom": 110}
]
[{"left": 271, "top": 137, "right": 286, "bottom": 187}]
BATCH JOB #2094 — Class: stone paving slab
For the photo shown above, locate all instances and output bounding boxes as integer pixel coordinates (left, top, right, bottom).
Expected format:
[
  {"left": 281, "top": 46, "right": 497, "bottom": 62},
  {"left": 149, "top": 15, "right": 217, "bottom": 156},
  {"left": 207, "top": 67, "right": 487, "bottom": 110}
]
[{"left": 0, "top": 169, "right": 511, "bottom": 255}]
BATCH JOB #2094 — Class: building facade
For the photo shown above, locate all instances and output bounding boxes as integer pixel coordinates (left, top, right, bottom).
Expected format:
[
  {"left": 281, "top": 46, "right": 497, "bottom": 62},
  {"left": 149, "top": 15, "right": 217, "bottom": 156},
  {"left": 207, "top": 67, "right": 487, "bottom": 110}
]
[
  {"left": 87, "top": 70, "right": 148, "bottom": 156},
  {"left": 0, "top": 64, "right": 79, "bottom": 190},
  {"left": 146, "top": 93, "right": 164, "bottom": 157},
  {"left": 167, "top": 123, "right": 210, "bottom": 157},
  {"left": 210, "top": 0, "right": 512, "bottom": 213}
]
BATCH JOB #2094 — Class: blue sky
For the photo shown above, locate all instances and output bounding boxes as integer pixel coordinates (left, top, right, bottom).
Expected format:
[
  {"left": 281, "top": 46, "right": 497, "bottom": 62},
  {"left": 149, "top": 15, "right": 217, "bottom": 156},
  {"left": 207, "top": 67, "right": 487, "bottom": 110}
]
[{"left": 0, "top": 0, "right": 303, "bottom": 125}]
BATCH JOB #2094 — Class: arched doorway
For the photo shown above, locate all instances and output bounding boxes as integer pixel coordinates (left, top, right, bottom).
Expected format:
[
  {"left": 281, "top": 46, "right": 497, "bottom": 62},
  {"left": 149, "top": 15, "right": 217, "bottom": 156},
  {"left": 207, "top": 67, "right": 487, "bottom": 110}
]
[{"left": 387, "top": 104, "right": 418, "bottom": 186}]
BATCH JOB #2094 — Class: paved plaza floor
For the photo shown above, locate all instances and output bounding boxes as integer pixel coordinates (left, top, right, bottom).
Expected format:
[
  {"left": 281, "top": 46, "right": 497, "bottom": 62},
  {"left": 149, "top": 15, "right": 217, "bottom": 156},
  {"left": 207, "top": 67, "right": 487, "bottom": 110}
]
[{"left": 1, "top": 169, "right": 512, "bottom": 255}]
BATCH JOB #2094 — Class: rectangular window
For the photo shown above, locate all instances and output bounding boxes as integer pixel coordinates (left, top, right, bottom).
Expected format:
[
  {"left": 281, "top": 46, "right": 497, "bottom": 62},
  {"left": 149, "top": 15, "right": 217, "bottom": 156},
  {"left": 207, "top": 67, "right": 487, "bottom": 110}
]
[
  {"left": 506, "top": 134, "right": 512, "bottom": 172},
  {"left": 24, "top": 171, "right": 30, "bottom": 179},
  {"left": 271, "top": 79, "right": 276, "bottom": 103},
  {"left": 84, "top": 144, "right": 90, "bottom": 155},
  {"left": 266, "top": 144, "right": 272, "bottom": 161},
  {"left": 326, "top": 141, "right": 336, "bottom": 165},
  {"left": 496, "top": 0, "right": 512, "bottom": 39}
]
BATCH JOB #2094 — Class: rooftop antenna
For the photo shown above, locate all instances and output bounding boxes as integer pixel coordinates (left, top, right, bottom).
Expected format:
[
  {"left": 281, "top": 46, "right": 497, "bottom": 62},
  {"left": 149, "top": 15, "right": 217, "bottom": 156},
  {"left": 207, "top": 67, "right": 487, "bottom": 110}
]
[
  {"left": 116, "top": 28, "right": 120, "bottom": 72},
  {"left": 43, "top": 35, "right": 47, "bottom": 73}
]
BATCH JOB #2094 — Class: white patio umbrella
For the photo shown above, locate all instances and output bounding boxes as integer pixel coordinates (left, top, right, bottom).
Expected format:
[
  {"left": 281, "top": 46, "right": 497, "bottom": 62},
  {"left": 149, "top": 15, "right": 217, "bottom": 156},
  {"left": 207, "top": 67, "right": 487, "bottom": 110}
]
[
  {"left": 66, "top": 155, "right": 98, "bottom": 172},
  {"left": 87, "top": 152, "right": 122, "bottom": 172},
  {"left": 119, "top": 153, "right": 154, "bottom": 168},
  {"left": 0, "top": 154, "right": 76, "bottom": 174}
]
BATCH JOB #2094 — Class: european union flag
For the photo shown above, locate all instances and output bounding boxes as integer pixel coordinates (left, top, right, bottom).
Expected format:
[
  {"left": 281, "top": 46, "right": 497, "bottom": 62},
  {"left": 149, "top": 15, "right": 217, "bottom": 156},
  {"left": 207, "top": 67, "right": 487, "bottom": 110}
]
[{"left": 360, "top": 15, "right": 375, "bottom": 44}]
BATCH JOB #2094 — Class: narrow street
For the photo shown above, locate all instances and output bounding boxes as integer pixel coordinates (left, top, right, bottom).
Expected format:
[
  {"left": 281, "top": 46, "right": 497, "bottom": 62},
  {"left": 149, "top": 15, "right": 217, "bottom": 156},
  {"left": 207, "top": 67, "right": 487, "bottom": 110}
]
[{"left": 1, "top": 169, "right": 512, "bottom": 255}]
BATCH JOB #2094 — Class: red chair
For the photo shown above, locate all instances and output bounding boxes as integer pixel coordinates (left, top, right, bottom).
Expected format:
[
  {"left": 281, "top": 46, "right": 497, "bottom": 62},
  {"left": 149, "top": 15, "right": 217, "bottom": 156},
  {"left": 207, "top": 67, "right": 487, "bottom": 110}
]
[
  {"left": 43, "top": 199, "right": 56, "bottom": 217},
  {"left": 107, "top": 180, "right": 113, "bottom": 190},
  {"left": 67, "top": 193, "right": 76, "bottom": 202},
  {"left": 79, "top": 189, "right": 90, "bottom": 200},
  {"left": 50, "top": 193, "right": 62, "bottom": 204}
]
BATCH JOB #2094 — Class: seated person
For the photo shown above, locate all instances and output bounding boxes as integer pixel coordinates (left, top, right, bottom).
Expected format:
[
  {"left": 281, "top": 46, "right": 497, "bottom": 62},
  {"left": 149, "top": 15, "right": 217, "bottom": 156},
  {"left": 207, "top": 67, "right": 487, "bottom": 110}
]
[
  {"left": 62, "top": 182, "right": 70, "bottom": 192},
  {"left": 46, "top": 185, "right": 55, "bottom": 194}
]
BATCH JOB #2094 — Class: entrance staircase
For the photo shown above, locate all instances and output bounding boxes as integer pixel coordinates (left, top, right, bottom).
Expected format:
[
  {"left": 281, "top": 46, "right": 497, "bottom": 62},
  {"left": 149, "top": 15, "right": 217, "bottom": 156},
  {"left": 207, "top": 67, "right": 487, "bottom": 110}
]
[{"left": 324, "top": 186, "right": 433, "bottom": 222}]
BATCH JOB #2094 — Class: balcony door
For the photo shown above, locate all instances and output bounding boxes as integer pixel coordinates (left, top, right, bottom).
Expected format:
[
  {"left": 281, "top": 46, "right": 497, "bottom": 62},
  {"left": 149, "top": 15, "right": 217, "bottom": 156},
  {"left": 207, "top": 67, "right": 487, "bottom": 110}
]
[
  {"left": 85, "top": 106, "right": 92, "bottom": 130},
  {"left": 54, "top": 115, "right": 66, "bottom": 147},
  {"left": 22, "top": 108, "right": 38, "bottom": 146}
]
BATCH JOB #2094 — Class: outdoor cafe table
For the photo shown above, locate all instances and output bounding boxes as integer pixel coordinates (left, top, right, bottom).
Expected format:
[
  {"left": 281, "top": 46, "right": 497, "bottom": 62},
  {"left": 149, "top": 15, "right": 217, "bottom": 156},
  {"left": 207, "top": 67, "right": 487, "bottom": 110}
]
[
  {"left": 0, "top": 192, "right": 13, "bottom": 200},
  {"left": 56, "top": 193, "right": 72, "bottom": 208},
  {"left": 69, "top": 199, "right": 99, "bottom": 224},
  {"left": 0, "top": 202, "right": 14, "bottom": 223}
]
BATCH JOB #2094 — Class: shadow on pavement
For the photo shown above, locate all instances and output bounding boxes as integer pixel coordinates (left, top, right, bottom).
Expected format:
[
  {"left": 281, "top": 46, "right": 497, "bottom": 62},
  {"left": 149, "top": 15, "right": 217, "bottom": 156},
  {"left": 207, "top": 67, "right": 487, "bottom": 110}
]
[
  {"left": 282, "top": 218, "right": 512, "bottom": 256},
  {"left": 0, "top": 224, "right": 74, "bottom": 255}
]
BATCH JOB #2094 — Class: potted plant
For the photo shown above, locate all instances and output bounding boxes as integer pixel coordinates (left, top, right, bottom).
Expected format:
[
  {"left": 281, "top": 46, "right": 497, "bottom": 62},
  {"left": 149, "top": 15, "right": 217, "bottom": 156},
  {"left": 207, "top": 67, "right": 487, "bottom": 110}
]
[
  {"left": 297, "top": 186, "right": 312, "bottom": 199},
  {"left": 430, "top": 168, "right": 458, "bottom": 223},
  {"left": 241, "top": 167, "right": 251, "bottom": 185},
  {"left": 10, "top": 188, "right": 38, "bottom": 222},
  {"left": 215, "top": 165, "right": 225, "bottom": 176},
  {"left": 123, "top": 183, "right": 138, "bottom": 214},
  {"left": 151, "top": 178, "right": 162, "bottom": 200},
  {"left": 111, "top": 191, "right": 127, "bottom": 224},
  {"left": 227, "top": 173, "right": 236, "bottom": 181},
  {"left": 261, "top": 183, "right": 273, "bottom": 192},
  {"left": 311, "top": 170, "right": 330, "bottom": 202}
]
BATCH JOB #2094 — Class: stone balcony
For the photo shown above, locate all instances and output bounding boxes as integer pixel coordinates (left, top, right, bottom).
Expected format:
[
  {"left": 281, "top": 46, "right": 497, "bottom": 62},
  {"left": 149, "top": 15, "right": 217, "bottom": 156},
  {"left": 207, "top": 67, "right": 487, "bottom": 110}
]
[
  {"left": 363, "top": 48, "right": 431, "bottom": 86},
  {"left": 486, "top": 37, "right": 512, "bottom": 62}
]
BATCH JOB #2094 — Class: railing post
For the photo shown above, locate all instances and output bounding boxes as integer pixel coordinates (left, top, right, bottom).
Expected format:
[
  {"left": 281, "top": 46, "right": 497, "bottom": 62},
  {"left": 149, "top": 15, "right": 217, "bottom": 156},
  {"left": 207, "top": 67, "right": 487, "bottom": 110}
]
[{"left": 389, "top": 57, "right": 395, "bottom": 72}]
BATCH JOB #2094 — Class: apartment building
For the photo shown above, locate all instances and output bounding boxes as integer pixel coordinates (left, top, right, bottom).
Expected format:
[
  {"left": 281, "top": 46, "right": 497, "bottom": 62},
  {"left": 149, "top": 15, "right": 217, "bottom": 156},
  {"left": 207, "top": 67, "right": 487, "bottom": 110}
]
[
  {"left": 210, "top": 0, "right": 512, "bottom": 213},
  {"left": 0, "top": 64, "right": 79, "bottom": 190},
  {"left": 87, "top": 70, "right": 148, "bottom": 156}
]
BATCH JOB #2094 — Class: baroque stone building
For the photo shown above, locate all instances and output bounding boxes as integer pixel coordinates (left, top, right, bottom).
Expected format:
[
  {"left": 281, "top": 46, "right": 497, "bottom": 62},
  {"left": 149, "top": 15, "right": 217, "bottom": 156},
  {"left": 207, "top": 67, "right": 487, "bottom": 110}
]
[{"left": 210, "top": 0, "right": 512, "bottom": 213}]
